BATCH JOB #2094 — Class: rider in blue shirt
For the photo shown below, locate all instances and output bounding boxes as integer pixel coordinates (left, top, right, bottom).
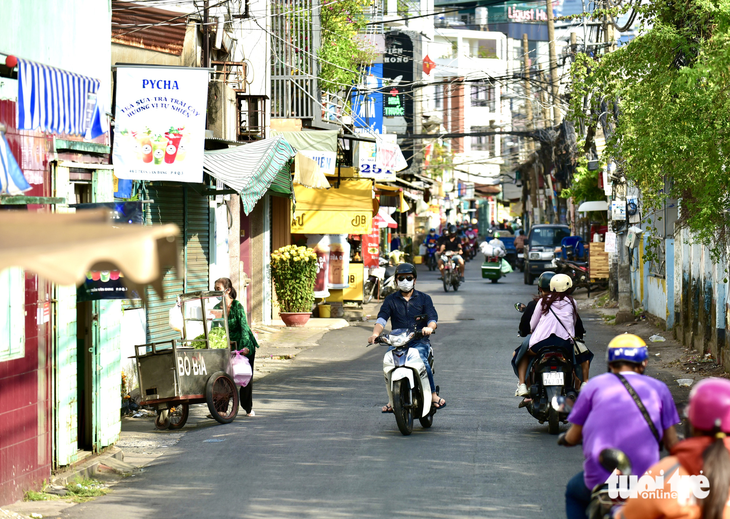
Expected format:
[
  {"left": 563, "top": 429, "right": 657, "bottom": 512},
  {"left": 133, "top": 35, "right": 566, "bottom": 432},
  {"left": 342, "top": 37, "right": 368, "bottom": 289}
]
[{"left": 368, "top": 263, "right": 445, "bottom": 412}]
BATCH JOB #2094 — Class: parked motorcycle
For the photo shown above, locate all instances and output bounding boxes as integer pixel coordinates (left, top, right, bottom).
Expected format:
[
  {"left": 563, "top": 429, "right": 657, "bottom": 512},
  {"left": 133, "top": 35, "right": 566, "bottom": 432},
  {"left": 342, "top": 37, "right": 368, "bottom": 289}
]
[
  {"left": 441, "top": 251, "right": 460, "bottom": 292},
  {"left": 371, "top": 322, "right": 436, "bottom": 436},
  {"left": 552, "top": 257, "right": 607, "bottom": 295},
  {"left": 514, "top": 302, "right": 575, "bottom": 434},
  {"left": 363, "top": 258, "right": 397, "bottom": 303}
]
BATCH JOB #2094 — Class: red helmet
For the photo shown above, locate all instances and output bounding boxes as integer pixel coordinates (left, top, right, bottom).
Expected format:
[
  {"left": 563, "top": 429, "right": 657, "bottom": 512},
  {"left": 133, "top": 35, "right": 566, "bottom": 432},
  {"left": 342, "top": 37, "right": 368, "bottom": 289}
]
[{"left": 687, "top": 378, "right": 730, "bottom": 433}]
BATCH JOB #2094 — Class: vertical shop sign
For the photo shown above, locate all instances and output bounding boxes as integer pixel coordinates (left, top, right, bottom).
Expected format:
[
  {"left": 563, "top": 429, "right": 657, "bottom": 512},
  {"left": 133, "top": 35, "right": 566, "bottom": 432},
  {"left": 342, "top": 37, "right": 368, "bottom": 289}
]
[
  {"left": 112, "top": 66, "right": 209, "bottom": 183},
  {"left": 327, "top": 235, "right": 351, "bottom": 289}
]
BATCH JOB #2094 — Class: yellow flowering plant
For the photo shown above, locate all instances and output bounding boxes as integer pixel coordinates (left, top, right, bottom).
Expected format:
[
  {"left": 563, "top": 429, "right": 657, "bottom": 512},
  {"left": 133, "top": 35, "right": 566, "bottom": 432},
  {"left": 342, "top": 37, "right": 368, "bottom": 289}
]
[{"left": 270, "top": 245, "right": 318, "bottom": 313}]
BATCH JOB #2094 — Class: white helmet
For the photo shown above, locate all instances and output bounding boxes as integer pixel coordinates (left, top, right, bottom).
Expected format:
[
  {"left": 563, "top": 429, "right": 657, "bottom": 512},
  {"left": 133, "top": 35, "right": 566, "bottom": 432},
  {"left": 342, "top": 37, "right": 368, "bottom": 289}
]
[{"left": 550, "top": 273, "right": 573, "bottom": 293}]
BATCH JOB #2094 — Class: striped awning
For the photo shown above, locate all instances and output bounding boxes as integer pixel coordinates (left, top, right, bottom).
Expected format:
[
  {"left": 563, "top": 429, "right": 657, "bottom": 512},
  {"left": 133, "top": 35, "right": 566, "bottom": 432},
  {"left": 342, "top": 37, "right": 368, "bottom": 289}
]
[
  {"left": 203, "top": 136, "right": 297, "bottom": 215},
  {"left": 17, "top": 59, "right": 104, "bottom": 137}
]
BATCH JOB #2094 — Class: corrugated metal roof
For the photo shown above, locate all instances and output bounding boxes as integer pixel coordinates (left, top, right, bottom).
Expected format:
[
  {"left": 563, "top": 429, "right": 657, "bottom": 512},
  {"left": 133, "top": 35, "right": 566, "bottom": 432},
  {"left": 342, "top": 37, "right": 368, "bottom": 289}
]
[{"left": 112, "top": 1, "right": 188, "bottom": 56}]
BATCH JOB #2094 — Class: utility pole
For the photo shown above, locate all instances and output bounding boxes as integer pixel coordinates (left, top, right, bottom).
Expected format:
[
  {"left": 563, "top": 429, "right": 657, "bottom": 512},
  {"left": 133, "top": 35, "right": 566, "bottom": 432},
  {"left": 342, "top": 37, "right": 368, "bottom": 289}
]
[
  {"left": 523, "top": 34, "right": 541, "bottom": 226},
  {"left": 202, "top": 0, "right": 210, "bottom": 68},
  {"left": 538, "top": 65, "right": 551, "bottom": 129},
  {"left": 546, "top": 0, "right": 561, "bottom": 126}
]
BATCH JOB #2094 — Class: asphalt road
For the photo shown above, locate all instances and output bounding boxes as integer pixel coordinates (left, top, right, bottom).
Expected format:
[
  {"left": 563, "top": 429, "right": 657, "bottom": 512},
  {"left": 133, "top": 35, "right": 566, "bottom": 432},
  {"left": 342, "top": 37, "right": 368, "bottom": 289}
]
[{"left": 63, "top": 259, "right": 617, "bottom": 519}]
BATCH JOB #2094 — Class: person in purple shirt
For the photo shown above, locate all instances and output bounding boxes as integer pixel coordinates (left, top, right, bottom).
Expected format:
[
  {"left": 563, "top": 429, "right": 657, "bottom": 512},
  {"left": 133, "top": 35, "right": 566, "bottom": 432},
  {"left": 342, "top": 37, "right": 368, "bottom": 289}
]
[{"left": 557, "top": 333, "right": 680, "bottom": 519}]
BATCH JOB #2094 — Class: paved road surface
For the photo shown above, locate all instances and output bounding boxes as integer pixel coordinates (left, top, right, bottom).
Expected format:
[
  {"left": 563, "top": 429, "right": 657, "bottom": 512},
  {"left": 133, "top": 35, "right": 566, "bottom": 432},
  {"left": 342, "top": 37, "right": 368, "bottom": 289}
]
[{"left": 63, "top": 259, "right": 615, "bottom": 519}]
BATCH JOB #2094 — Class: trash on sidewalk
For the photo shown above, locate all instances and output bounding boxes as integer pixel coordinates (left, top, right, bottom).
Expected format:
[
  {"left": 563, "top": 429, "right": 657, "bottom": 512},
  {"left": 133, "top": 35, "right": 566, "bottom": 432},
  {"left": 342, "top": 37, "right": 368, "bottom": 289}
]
[
  {"left": 655, "top": 353, "right": 660, "bottom": 357},
  {"left": 677, "top": 379, "right": 694, "bottom": 387},
  {"left": 649, "top": 334, "right": 666, "bottom": 342}
]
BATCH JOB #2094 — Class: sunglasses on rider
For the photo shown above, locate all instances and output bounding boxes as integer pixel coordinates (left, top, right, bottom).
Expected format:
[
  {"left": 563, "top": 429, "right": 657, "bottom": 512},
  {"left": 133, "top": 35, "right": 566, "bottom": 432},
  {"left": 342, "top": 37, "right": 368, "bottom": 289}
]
[{"left": 396, "top": 275, "right": 414, "bottom": 282}]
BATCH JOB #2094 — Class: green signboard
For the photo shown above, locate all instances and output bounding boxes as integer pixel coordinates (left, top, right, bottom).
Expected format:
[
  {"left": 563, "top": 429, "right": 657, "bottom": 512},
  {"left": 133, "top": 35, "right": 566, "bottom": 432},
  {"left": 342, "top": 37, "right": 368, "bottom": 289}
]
[{"left": 487, "top": 1, "right": 547, "bottom": 24}]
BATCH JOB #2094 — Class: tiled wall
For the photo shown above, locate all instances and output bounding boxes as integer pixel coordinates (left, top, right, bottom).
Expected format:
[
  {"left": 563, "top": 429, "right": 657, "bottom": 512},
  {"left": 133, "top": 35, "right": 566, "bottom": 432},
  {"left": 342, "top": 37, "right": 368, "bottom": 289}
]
[{"left": 0, "top": 100, "right": 53, "bottom": 505}]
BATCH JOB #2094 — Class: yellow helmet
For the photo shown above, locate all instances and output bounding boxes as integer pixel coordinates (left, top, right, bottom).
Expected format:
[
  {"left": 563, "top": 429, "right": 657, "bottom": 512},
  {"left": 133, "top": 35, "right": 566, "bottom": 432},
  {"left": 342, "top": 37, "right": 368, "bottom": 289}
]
[{"left": 607, "top": 333, "right": 648, "bottom": 364}]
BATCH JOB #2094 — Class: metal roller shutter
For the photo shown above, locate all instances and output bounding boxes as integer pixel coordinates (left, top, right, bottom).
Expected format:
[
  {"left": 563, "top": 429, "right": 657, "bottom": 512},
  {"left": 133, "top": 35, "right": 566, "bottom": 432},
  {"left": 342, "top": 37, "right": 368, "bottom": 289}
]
[
  {"left": 145, "top": 184, "right": 211, "bottom": 343},
  {"left": 183, "top": 187, "right": 210, "bottom": 293},
  {"left": 146, "top": 185, "right": 185, "bottom": 343}
]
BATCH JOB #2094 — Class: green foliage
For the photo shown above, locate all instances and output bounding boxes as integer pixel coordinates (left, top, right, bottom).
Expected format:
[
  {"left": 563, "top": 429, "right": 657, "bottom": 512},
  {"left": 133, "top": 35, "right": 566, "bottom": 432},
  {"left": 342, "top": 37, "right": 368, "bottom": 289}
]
[
  {"left": 568, "top": 1, "right": 730, "bottom": 260},
  {"left": 560, "top": 154, "right": 607, "bottom": 223},
  {"left": 318, "top": 0, "right": 377, "bottom": 93},
  {"left": 271, "top": 245, "right": 318, "bottom": 313},
  {"left": 424, "top": 142, "right": 453, "bottom": 180},
  {"left": 65, "top": 477, "right": 109, "bottom": 503}
]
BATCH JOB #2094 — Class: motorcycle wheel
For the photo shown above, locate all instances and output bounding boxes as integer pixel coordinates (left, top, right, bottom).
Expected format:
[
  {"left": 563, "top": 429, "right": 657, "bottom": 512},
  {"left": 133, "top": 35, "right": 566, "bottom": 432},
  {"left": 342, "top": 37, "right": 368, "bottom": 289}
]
[
  {"left": 452, "top": 277, "right": 459, "bottom": 291},
  {"left": 443, "top": 273, "right": 450, "bottom": 292},
  {"left": 490, "top": 277, "right": 498, "bottom": 284},
  {"left": 548, "top": 407, "right": 560, "bottom": 435},
  {"left": 392, "top": 380, "right": 414, "bottom": 436}
]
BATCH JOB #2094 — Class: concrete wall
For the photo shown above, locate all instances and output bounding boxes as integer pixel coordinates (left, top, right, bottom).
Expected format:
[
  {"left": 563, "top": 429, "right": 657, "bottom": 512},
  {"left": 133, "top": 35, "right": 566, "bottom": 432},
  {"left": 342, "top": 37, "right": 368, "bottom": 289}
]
[{"left": 674, "top": 228, "right": 730, "bottom": 368}]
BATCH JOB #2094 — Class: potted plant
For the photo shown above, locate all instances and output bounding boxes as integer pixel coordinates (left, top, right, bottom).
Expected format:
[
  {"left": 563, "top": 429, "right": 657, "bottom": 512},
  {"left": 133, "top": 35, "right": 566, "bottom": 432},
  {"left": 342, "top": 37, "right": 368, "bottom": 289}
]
[{"left": 270, "top": 245, "right": 317, "bottom": 326}]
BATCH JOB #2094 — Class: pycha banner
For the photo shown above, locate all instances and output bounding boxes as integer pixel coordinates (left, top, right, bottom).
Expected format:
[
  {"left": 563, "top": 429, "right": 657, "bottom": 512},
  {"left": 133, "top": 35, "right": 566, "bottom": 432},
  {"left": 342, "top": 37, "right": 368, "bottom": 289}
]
[{"left": 112, "top": 66, "right": 208, "bottom": 183}]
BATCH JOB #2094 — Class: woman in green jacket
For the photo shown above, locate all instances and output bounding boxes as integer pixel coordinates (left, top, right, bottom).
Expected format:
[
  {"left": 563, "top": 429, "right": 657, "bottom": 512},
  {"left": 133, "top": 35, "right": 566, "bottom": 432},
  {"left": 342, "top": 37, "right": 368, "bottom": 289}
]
[{"left": 215, "top": 277, "right": 259, "bottom": 416}]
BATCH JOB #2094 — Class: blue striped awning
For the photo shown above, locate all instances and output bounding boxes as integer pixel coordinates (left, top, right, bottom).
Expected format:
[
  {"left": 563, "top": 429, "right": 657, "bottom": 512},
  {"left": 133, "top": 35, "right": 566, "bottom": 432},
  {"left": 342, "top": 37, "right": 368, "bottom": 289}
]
[
  {"left": 203, "top": 136, "right": 297, "bottom": 215},
  {"left": 17, "top": 59, "right": 103, "bottom": 137}
]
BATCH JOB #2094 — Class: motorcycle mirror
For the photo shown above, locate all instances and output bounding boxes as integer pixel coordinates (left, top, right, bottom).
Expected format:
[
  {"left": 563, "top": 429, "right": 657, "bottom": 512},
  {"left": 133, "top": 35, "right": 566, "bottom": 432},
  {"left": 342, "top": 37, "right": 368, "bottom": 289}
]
[
  {"left": 599, "top": 448, "right": 632, "bottom": 476},
  {"left": 514, "top": 302, "right": 526, "bottom": 313}
]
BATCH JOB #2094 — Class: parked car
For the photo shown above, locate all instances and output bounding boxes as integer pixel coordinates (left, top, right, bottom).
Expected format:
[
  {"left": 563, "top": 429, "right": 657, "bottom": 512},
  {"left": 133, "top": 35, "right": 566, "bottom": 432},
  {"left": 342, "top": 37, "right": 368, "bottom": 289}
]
[{"left": 524, "top": 224, "right": 571, "bottom": 285}]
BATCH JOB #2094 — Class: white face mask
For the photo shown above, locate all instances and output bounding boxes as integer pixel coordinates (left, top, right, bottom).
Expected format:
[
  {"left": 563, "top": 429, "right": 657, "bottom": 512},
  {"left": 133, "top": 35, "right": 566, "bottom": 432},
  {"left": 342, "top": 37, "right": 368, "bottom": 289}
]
[{"left": 397, "top": 279, "right": 414, "bottom": 292}]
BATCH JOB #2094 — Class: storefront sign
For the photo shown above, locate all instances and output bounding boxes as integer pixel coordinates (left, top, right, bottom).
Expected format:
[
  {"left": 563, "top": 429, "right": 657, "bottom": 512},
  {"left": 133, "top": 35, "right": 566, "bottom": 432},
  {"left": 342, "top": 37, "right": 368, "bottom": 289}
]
[
  {"left": 76, "top": 202, "right": 144, "bottom": 301},
  {"left": 293, "top": 211, "right": 371, "bottom": 235},
  {"left": 357, "top": 141, "right": 396, "bottom": 181},
  {"left": 298, "top": 149, "right": 337, "bottom": 175},
  {"left": 362, "top": 228, "right": 380, "bottom": 268},
  {"left": 112, "top": 66, "right": 208, "bottom": 183}
]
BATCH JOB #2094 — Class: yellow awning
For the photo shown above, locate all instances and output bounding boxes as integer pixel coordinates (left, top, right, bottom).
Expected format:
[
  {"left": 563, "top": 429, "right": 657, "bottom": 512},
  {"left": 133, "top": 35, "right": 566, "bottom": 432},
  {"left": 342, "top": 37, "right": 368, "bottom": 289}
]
[{"left": 291, "top": 179, "right": 373, "bottom": 234}]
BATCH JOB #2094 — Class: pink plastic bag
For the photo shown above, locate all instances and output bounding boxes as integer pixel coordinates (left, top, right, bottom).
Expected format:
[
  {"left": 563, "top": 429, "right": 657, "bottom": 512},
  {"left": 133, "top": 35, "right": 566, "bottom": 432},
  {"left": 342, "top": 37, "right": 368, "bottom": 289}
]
[{"left": 231, "top": 350, "right": 252, "bottom": 387}]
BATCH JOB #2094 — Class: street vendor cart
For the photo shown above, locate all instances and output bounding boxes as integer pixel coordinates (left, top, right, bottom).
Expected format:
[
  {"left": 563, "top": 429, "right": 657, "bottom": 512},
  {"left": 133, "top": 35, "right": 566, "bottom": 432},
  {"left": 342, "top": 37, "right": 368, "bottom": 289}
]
[{"left": 134, "top": 291, "right": 239, "bottom": 430}]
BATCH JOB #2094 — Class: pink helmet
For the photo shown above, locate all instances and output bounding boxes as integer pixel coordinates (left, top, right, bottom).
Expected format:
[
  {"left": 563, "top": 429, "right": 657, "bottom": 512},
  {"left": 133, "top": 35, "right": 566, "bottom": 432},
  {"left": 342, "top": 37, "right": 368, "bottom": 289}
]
[{"left": 687, "top": 378, "right": 730, "bottom": 432}]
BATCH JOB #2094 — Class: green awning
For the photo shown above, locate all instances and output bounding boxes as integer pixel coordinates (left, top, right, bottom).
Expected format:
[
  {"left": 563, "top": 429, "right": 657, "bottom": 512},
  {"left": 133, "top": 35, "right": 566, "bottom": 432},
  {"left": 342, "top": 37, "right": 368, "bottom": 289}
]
[
  {"left": 203, "top": 136, "right": 297, "bottom": 215},
  {"left": 270, "top": 130, "right": 338, "bottom": 152}
]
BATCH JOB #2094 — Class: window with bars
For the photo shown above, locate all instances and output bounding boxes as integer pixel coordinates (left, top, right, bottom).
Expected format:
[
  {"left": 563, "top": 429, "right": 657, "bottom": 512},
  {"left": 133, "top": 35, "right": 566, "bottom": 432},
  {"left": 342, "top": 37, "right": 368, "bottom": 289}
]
[
  {"left": 471, "top": 83, "right": 495, "bottom": 111},
  {"left": 470, "top": 126, "right": 493, "bottom": 153},
  {"left": 237, "top": 94, "right": 266, "bottom": 141}
]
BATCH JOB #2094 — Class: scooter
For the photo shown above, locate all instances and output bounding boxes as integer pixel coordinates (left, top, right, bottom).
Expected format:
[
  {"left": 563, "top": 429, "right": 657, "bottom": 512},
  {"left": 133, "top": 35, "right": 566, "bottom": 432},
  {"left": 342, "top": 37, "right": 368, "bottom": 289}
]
[
  {"left": 425, "top": 245, "right": 438, "bottom": 271},
  {"left": 515, "top": 302, "right": 575, "bottom": 434},
  {"left": 440, "top": 251, "right": 460, "bottom": 292},
  {"left": 372, "top": 322, "right": 436, "bottom": 436},
  {"left": 363, "top": 258, "right": 397, "bottom": 303}
]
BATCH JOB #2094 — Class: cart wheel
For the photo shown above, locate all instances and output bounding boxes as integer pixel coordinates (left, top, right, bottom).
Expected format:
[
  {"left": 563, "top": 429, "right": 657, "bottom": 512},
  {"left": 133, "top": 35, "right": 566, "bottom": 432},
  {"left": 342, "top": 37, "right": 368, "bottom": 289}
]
[
  {"left": 167, "top": 404, "right": 189, "bottom": 430},
  {"left": 155, "top": 409, "right": 171, "bottom": 430},
  {"left": 205, "top": 371, "right": 239, "bottom": 424}
]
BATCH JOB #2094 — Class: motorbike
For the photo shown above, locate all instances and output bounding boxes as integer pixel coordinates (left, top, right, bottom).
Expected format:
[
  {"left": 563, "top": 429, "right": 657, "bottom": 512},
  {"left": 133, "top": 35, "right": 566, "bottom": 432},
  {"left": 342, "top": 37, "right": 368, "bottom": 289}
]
[
  {"left": 363, "top": 258, "right": 397, "bottom": 303},
  {"left": 514, "top": 302, "right": 575, "bottom": 434},
  {"left": 516, "top": 250, "right": 525, "bottom": 272},
  {"left": 440, "top": 251, "right": 461, "bottom": 292},
  {"left": 425, "top": 245, "right": 438, "bottom": 271},
  {"left": 587, "top": 449, "right": 633, "bottom": 519},
  {"left": 371, "top": 321, "right": 437, "bottom": 436}
]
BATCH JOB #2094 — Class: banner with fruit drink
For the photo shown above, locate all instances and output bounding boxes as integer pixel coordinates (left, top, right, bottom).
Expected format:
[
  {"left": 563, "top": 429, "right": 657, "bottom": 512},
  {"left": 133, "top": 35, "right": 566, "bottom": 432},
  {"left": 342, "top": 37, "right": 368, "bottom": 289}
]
[
  {"left": 76, "top": 202, "right": 144, "bottom": 301},
  {"left": 112, "top": 66, "right": 209, "bottom": 183}
]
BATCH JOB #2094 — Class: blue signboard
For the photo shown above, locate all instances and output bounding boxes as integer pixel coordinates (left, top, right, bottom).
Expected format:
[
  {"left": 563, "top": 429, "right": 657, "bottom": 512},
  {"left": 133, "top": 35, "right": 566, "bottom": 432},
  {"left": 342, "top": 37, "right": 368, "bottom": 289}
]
[{"left": 351, "top": 64, "right": 384, "bottom": 134}]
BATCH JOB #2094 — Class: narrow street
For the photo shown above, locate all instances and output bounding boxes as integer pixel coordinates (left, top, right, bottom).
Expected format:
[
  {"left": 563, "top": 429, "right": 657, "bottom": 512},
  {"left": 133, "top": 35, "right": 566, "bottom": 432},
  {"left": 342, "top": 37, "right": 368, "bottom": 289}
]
[{"left": 59, "top": 259, "right": 619, "bottom": 519}]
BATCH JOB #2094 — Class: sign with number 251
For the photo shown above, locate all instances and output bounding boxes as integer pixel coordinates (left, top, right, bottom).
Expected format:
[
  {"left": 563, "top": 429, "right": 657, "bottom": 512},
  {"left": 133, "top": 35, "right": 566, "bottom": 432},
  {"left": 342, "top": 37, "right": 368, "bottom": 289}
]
[{"left": 358, "top": 161, "right": 396, "bottom": 180}]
